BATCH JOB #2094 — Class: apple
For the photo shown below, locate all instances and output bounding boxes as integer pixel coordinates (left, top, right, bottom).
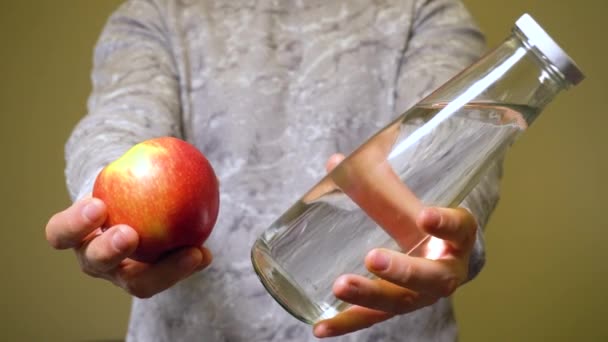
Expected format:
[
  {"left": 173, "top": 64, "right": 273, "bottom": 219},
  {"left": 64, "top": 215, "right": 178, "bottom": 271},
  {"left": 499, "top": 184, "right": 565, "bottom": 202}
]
[{"left": 92, "top": 136, "right": 220, "bottom": 263}]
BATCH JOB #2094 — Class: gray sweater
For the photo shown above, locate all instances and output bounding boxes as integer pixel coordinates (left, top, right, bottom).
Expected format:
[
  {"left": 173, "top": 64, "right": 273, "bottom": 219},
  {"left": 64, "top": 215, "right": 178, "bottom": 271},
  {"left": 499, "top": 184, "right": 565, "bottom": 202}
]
[{"left": 66, "top": 0, "right": 499, "bottom": 341}]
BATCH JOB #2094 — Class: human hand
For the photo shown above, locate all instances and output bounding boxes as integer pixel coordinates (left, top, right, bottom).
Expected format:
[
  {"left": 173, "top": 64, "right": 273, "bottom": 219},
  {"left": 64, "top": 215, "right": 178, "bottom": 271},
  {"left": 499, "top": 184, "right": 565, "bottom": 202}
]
[
  {"left": 45, "top": 195, "right": 212, "bottom": 298},
  {"left": 313, "top": 155, "right": 478, "bottom": 338}
]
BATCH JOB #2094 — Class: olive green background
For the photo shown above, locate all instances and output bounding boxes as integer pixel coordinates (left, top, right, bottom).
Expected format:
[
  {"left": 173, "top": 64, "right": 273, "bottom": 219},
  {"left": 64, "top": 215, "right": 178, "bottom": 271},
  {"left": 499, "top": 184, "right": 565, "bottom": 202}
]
[{"left": 0, "top": 1, "right": 604, "bottom": 341}]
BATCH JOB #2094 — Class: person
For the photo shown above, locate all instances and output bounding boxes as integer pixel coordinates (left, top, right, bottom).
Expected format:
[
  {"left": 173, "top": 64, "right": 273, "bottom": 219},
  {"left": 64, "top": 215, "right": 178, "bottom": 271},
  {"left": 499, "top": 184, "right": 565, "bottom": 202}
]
[{"left": 45, "top": 0, "right": 502, "bottom": 340}]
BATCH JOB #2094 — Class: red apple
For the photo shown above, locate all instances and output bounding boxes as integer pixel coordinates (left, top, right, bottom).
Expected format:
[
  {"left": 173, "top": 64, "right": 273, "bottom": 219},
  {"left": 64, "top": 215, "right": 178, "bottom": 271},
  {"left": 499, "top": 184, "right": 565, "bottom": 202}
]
[{"left": 92, "top": 137, "right": 220, "bottom": 263}]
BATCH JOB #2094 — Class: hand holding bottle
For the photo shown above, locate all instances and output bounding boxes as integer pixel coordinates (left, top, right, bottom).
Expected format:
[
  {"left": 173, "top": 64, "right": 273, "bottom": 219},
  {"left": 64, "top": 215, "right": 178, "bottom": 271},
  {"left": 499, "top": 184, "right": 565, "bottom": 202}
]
[{"left": 313, "top": 155, "right": 478, "bottom": 338}]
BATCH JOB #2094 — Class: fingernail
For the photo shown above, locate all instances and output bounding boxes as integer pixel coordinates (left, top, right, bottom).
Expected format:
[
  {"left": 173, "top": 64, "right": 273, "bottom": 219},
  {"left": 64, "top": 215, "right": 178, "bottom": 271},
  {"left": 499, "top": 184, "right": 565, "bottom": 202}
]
[
  {"left": 195, "top": 255, "right": 209, "bottom": 271},
  {"left": 346, "top": 280, "right": 359, "bottom": 297},
  {"left": 313, "top": 324, "right": 333, "bottom": 338},
  {"left": 82, "top": 199, "right": 103, "bottom": 222},
  {"left": 195, "top": 248, "right": 213, "bottom": 271},
  {"left": 423, "top": 208, "right": 442, "bottom": 229},
  {"left": 444, "top": 278, "right": 459, "bottom": 297},
  {"left": 370, "top": 250, "right": 390, "bottom": 271},
  {"left": 179, "top": 249, "right": 201, "bottom": 270},
  {"left": 112, "top": 226, "right": 130, "bottom": 252}
]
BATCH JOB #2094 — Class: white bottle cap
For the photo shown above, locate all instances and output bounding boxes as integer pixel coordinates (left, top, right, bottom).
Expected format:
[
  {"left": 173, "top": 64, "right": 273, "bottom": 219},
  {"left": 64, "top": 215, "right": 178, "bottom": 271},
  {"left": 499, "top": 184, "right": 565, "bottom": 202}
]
[{"left": 515, "top": 13, "right": 585, "bottom": 86}]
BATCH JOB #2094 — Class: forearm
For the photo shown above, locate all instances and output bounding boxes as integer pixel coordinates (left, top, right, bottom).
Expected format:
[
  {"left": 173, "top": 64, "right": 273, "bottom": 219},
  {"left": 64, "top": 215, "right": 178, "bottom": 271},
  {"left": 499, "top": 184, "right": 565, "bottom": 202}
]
[
  {"left": 65, "top": 0, "right": 181, "bottom": 201},
  {"left": 65, "top": 98, "right": 181, "bottom": 201},
  {"left": 394, "top": 0, "right": 493, "bottom": 280}
]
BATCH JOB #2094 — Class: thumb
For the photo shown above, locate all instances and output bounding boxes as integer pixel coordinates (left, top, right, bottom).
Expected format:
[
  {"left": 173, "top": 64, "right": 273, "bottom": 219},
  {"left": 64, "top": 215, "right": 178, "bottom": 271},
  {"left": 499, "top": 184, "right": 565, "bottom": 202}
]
[{"left": 325, "top": 153, "right": 345, "bottom": 173}]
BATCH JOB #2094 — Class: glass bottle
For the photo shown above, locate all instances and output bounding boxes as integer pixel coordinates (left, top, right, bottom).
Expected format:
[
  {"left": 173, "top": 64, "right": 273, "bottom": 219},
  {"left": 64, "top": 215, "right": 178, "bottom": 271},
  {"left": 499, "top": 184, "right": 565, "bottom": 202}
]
[{"left": 251, "top": 13, "right": 585, "bottom": 324}]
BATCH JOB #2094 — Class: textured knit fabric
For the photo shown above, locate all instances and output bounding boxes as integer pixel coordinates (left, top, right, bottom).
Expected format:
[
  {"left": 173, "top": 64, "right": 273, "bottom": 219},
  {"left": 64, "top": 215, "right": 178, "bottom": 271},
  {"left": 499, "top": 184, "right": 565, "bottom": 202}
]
[{"left": 65, "top": 0, "right": 499, "bottom": 341}]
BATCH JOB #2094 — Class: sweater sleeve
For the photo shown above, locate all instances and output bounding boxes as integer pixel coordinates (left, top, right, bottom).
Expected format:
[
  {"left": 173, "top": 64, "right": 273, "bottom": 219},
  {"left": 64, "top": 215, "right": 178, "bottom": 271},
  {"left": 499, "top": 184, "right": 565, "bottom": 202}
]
[
  {"left": 65, "top": 0, "right": 182, "bottom": 202},
  {"left": 394, "top": 0, "right": 500, "bottom": 281}
]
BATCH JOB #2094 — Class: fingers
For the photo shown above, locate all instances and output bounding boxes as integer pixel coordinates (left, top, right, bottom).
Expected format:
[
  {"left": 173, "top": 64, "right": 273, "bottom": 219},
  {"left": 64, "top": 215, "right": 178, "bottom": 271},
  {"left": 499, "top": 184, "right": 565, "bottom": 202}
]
[
  {"left": 80, "top": 234, "right": 213, "bottom": 298},
  {"left": 114, "top": 246, "right": 212, "bottom": 298},
  {"left": 46, "top": 197, "right": 214, "bottom": 298},
  {"left": 417, "top": 207, "right": 477, "bottom": 253},
  {"left": 77, "top": 225, "right": 139, "bottom": 275},
  {"left": 314, "top": 205, "right": 477, "bottom": 338},
  {"left": 332, "top": 274, "right": 438, "bottom": 315},
  {"left": 325, "top": 153, "right": 345, "bottom": 172},
  {"left": 365, "top": 248, "right": 465, "bottom": 297},
  {"left": 46, "top": 197, "right": 107, "bottom": 249},
  {"left": 313, "top": 305, "right": 393, "bottom": 338}
]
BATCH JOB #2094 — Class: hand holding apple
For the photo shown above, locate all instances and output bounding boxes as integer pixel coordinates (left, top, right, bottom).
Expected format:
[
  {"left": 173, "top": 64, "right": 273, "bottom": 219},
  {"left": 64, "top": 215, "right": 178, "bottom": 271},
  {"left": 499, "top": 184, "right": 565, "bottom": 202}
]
[
  {"left": 93, "top": 136, "right": 220, "bottom": 263},
  {"left": 45, "top": 136, "right": 217, "bottom": 298}
]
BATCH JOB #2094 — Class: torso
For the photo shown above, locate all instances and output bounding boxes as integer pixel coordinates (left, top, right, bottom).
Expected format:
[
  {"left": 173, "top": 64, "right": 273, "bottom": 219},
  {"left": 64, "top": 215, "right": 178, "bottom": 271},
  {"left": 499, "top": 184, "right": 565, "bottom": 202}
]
[{"left": 128, "top": 1, "right": 458, "bottom": 341}]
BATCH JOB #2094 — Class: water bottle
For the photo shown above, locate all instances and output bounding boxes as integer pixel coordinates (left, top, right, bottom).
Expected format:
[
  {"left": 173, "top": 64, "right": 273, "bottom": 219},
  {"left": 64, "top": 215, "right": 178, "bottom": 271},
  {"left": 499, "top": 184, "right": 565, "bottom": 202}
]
[{"left": 251, "top": 13, "right": 585, "bottom": 324}]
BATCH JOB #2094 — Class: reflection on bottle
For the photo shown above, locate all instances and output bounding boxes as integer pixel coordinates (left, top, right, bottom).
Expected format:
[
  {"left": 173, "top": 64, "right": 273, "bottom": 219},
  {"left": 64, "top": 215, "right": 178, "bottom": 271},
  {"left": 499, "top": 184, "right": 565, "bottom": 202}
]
[{"left": 252, "top": 103, "right": 532, "bottom": 324}]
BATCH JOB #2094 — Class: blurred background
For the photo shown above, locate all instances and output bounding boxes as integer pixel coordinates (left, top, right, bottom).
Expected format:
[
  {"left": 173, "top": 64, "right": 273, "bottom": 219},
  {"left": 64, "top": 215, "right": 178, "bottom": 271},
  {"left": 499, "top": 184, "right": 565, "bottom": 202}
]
[{"left": 0, "top": 0, "right": 604, "bottom": 341}]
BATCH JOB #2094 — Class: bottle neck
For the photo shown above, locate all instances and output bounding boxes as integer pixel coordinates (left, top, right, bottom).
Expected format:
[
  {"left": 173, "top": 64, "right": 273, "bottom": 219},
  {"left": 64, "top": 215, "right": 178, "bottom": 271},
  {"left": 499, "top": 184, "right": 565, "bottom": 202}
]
[
  {"left": 511, "top": 29, "right": 571, "bottom": 109},
  {"left": 418, "top": 32, "right": 570, "bottom": 126}
]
